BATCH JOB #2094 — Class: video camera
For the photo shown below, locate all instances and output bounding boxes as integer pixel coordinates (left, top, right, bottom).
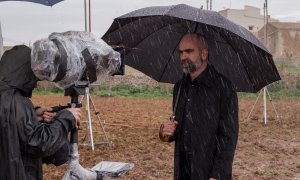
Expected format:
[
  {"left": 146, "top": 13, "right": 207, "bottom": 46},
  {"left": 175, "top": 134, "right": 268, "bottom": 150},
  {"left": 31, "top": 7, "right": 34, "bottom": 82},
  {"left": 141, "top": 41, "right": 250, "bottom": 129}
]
[
  {"left": 31, "top": 31, "right": 125, "bottom": 112},
  {"left": 31, "top": 31, "right": 125, "bottom": 96}
]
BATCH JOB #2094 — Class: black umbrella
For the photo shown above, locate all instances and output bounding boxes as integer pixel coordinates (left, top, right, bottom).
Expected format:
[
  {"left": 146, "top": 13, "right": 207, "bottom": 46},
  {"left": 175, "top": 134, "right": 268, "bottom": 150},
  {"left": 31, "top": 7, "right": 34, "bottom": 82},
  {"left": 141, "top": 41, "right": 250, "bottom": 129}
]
[
  {"left": 102, "top": 4, "right": 281, "bottom": 93},
  {"left": 0, "top": 0, "right": 63, "bottom": 6}
]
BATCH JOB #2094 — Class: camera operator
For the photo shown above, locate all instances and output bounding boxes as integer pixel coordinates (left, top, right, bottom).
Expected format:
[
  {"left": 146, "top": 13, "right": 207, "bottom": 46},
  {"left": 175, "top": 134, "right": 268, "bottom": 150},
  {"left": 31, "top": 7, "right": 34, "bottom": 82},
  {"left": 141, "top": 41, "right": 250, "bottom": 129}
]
[{"left": 0, "top": 45, "right": 81, "bottom": 180}]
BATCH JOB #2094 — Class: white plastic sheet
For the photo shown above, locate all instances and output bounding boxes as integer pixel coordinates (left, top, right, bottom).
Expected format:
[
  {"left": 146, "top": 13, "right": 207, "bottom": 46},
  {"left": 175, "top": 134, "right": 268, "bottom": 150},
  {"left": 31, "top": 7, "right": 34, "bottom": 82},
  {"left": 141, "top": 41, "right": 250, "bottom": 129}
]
[
  {"left": 91, "top": 161, "right": 134, "bottom": 178},
  {"left": 62, "top": 143, "right": 134, "bottom": 180}
]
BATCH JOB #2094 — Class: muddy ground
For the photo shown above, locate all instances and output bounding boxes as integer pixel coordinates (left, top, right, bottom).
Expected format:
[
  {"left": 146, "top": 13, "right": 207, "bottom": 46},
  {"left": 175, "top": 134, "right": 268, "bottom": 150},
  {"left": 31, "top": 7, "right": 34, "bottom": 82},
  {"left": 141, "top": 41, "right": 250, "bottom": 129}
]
[{"left": 31, "top": 96, "right": 300, "bottom": 180}]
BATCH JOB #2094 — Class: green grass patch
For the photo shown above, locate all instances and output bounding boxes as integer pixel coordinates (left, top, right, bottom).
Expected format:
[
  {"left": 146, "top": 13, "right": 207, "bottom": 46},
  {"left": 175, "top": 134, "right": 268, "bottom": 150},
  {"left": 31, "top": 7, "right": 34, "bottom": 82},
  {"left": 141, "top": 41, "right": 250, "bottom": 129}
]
[
  {"left": 32, "top": 83, "right": 300, "bottom": 99},
  {"left": 93, "top": 85, "right": 172, "bottom": 98},
  {"left": 275, "top": 60, "right": 300, "bottom": 73},
  {"left": 238, "top": 81, "right": 300, "bottom": 99}
]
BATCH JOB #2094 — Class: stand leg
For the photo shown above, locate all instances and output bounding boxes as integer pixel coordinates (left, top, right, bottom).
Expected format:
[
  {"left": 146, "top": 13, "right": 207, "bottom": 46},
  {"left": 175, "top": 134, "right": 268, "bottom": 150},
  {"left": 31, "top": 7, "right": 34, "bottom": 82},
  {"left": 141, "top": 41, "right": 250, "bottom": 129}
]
[
  {"left": 79, "top": 86, "right": 112, "bottom": 149},
  {"left": 88, "top": 93, "right": 112, "bottom": 147},
  {"left": 266, "top": 88, "right": 280, "bottom": 121},
  {"left": 86, "top": 87, "right": 95, "bottom": 151},
  {"left": 246, "top": 87, "right": 280, "bottom": 124},
  {"left": 79, "top": 95, "right": 87, "bottom": 142},
  {"left": 246, "top": 90, "right": 262, "bottom": 121}
]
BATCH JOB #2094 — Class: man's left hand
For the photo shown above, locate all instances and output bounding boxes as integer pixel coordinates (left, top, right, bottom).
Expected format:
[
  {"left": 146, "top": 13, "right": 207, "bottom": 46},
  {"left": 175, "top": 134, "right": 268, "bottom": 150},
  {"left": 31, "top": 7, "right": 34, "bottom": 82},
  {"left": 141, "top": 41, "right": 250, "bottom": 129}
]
[{"left": 209, "top": 178, "right": 217, "bottom": 180}]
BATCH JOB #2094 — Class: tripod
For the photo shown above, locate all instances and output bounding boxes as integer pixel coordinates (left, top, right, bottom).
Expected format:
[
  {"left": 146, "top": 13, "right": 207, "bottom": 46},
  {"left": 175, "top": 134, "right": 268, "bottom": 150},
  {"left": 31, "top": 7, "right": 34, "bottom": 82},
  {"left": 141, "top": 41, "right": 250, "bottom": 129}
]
[
  {"left": 246, "top": 87, "right": 280, "bottom": 124},
  {"left": 79, "top": 86, "right": 112, "bottom": 150}
]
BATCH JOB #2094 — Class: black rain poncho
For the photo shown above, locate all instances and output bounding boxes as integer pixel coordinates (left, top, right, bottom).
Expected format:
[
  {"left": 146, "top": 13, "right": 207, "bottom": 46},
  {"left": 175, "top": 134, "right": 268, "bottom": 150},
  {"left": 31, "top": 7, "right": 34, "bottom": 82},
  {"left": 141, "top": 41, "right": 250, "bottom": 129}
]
[{"left": 0, "top": 45, "right": 75, "bottom": 180}]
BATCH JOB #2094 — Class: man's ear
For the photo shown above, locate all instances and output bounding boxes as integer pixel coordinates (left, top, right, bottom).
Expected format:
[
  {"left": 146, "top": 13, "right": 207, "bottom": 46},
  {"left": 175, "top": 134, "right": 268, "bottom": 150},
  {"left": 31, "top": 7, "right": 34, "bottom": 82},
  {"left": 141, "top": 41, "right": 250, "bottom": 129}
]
[{"left": 201, "top": 49, "right": 208, "bottom": 61}]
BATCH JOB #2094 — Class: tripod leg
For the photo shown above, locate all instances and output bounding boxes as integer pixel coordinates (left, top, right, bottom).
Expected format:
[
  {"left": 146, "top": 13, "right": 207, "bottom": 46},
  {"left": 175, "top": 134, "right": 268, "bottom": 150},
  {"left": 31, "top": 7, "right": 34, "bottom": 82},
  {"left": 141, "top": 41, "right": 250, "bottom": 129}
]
[
  {"left": 266, "top": 88, "right": 280, "bottom": 121},
  {"left": 79, "top": 95, "right": 85, "bottom": 104},
  {"left": 79, "top": 95, "right": 87, "bottom": 142},
  {"left": 85, "top": 87, "right": 95, "bottom": 151},
  {"left": 245, "top": 90, "right": 262, "bottom": 121},
  {"left": 88, "top": 94, "right": 112, "bottom": 147}
]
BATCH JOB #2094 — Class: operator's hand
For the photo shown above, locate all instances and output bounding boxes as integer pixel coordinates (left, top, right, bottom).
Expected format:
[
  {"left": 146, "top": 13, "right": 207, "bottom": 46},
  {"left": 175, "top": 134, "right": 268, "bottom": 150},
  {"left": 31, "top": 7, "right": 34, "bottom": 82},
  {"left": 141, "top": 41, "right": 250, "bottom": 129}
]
[
  {"left": 36, "top": 106, "right": 56, "bottom": 123},
  {"left": 66, "top": 108, "right": 82, "bottom": 128},
  {"left": 209, "top": 178, "right": 217, "bottom": 180}
]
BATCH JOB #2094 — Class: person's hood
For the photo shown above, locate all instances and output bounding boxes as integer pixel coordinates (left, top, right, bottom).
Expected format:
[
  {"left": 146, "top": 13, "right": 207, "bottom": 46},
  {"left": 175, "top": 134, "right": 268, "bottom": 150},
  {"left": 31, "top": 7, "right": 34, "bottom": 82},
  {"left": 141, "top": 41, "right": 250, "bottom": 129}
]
[{"left": 0, "top": 45, "right": 37, "bottom": 97}]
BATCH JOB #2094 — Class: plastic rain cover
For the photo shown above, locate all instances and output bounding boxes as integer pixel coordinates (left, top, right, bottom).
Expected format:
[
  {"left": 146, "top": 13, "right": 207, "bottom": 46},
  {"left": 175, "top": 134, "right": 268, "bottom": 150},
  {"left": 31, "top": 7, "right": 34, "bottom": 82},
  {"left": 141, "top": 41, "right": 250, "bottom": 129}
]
[{"left": 31, "top": 31, "right": 121, "bottom": 89}]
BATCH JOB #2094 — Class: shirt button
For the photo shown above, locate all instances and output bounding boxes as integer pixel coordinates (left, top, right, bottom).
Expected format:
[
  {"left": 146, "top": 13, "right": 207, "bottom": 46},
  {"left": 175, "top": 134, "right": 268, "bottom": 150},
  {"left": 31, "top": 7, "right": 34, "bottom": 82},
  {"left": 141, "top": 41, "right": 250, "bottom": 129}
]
[
  {"left": 185, "top": 130, "right": 188, "bottom": 134},
  {"left": 187, "top": 99, "right": 190, "bottom": 102}
]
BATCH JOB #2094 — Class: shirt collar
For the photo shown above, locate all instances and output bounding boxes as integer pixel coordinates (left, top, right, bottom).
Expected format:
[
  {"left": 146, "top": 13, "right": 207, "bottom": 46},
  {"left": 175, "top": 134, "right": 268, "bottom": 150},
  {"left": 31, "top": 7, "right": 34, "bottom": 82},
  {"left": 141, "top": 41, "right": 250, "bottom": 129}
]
[{"left": 184, "top": 65, "right": 217, "bottom": 88}]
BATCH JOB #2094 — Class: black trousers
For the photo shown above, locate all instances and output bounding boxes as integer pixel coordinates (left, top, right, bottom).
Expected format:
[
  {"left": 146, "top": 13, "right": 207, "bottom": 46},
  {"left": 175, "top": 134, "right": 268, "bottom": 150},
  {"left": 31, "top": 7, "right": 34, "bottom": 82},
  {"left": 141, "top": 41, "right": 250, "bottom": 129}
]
[{"left": 179, "top": 151, "right": 191, "bottom": 180}]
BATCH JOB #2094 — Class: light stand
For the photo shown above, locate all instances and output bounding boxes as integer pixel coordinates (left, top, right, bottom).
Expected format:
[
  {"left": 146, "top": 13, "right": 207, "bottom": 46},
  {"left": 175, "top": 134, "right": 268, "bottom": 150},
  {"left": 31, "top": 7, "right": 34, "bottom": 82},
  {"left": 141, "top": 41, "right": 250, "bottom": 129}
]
[
  {"left": 246, "top": 87, "right": 280, "bottom": 124},
  {"left": 80, "top": 86, "right": 112, "bottom": 151},
  {"left": 245, "top": 0, "right": 280, "bottom": 124}
]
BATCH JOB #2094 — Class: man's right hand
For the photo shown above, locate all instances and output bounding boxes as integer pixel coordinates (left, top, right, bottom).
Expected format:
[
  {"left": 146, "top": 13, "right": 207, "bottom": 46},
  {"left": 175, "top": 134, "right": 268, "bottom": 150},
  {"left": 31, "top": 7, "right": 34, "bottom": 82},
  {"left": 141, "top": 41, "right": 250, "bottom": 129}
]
[
  {"left": 163, "top": 120, "right": 177, "bottom": 136},
  {"left": 159, "top": 120, "right": 177, "bottom": 142},
  {"left": 66, "top": 108, "right": 82, "bottom": 128}
]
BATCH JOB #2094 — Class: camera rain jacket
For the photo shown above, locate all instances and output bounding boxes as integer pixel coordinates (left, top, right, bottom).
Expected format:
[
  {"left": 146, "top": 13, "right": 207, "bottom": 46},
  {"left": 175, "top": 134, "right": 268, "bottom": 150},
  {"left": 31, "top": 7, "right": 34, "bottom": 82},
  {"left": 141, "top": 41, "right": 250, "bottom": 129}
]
[{"left": 0, "top": 45, "right": 75, "bottom": 180}]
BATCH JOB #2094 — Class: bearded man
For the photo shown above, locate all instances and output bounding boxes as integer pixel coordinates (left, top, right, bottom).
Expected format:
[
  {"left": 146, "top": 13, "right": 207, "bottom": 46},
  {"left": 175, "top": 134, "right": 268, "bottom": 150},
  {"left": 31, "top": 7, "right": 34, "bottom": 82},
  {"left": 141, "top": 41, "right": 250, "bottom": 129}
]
[{"left": 159, "top": 33, "right": 239, "bottom": 180}]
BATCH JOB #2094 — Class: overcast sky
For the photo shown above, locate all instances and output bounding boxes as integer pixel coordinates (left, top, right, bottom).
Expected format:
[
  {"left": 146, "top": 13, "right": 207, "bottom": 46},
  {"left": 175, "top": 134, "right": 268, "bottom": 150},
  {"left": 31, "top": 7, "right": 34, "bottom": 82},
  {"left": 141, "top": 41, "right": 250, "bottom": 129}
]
[{"left": 0, "top": 0, "right": 299, "bottom": 45}]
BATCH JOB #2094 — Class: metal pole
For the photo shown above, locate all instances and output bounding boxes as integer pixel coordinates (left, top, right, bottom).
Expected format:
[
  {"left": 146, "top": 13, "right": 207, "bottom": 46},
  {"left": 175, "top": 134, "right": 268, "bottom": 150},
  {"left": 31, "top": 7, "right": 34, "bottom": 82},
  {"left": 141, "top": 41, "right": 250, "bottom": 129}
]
[
  {"left": 246, "top": 90, "right": 262, "bottom": 121},
  {"left": 88, "top": 0, "right": 91, "bottom": 32},
  {"left": 84, "top": 0, "right": 87, "bottom": 32},
  {"left": 210, "top": 0, "right": 212, "bottom": 10},
  {"left": 206, "top": 0, "right": 209, "bottom": 10},
  {"left": 0, "top": 21, "right": 3, "bottom": 58},
  {"left": 263, "top": 87, "right": 267, "bottom": 124},
  {"left": 265, "top": 0, "right": 268, "bottom": 47},
  {"left": 266, "top": 88, "right": 280, "bottom": 122},
  {"left": 263, "top": 3, "right": 266, "bottom": 45},
  {"left": 263, "top": 0, "right": 268, "bottom": 125}
]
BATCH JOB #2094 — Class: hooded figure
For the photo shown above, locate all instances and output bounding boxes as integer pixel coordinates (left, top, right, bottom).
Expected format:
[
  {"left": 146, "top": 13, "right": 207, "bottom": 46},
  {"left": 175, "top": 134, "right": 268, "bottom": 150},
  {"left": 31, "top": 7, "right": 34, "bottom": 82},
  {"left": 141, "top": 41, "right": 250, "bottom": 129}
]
[{"left": 0, "top": 45, "right": 76, "bottom": 180}]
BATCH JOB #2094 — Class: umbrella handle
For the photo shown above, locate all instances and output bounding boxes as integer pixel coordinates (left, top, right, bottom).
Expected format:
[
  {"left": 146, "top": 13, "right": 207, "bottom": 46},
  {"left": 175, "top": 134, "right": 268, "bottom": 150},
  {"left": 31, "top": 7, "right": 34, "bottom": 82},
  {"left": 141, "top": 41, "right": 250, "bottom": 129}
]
[{"left": 159, "top": 124, "right": 170, "bottom": 142}]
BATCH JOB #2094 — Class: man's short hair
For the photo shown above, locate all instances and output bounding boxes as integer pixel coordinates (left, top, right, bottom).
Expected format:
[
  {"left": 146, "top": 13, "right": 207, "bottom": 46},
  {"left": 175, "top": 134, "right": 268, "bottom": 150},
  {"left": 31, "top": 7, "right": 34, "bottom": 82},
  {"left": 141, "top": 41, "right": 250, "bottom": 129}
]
[
  {"left": 196, "top": 34, "right": 208, "bottom": 51},
  {"left": 182, "top": 33, "right": 208, "bottom": 51}
]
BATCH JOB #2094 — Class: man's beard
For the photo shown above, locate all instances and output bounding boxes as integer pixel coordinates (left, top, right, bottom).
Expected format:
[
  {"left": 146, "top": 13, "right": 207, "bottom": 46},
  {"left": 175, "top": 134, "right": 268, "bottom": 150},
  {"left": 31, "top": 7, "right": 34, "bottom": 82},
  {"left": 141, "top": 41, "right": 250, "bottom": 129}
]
[{"left": 181, "top": 58, "right": 203, "bottom": 74}]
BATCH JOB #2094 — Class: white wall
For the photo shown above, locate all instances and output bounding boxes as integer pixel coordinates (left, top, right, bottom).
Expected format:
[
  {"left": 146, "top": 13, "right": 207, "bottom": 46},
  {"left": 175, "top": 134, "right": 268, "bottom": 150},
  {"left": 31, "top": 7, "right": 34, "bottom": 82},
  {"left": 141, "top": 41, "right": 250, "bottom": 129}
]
[{"left": 219, "top": 6, "right": 278, "bottom": 33}]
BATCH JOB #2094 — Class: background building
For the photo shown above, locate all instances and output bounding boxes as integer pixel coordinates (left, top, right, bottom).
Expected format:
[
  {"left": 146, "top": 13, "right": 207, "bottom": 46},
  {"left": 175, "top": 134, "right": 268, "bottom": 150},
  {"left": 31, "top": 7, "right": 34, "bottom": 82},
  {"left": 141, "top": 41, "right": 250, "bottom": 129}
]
[
  {"left": 219, "top": 5, "right": 278, "bottom": 36},
  {"left": 258, "top": 22, "right": 300, "bottom": 59}
]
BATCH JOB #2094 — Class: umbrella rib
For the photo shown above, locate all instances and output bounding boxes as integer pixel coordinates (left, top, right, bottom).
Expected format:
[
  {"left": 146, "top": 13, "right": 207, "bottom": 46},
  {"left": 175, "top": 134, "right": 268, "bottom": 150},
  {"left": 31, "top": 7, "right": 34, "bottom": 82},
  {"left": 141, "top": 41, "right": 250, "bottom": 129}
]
[
  {"left": 209, "top": 27, "right": 255, "bottom": 91},
  {"left": 158, "top": 33, "right": 185, "bottom": 82},
  {"left": 126, "top": 17, "right": 187, "bottom": 54},
  {"left": 108, "top": 16, "right": 186, "bottom": 54}
]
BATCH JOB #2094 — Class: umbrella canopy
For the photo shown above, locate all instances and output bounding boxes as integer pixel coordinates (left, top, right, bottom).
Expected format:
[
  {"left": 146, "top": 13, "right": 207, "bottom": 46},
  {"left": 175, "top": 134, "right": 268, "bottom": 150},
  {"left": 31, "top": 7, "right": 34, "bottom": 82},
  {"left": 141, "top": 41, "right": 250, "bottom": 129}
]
[
  {"left": 102, "top": 4, "right": 281, "bottom": 93},
  {"left": 0, "top": 0, "right": 63, "bottom": 6}
]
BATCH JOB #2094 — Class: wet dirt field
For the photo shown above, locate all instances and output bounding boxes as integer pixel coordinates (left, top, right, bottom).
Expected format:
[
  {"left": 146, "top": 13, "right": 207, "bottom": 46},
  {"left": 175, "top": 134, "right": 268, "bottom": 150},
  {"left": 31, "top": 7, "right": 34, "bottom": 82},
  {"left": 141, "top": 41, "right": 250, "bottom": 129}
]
[{"left": 31, "top": 96, "right": 300, "bottom": 180}]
